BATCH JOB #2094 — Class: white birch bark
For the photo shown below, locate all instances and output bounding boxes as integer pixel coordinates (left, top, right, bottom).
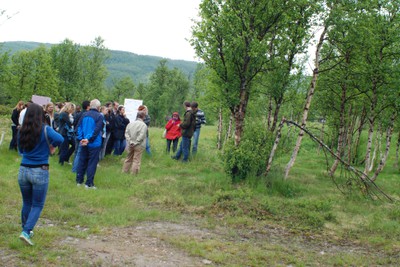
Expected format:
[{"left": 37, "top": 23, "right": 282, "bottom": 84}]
[
  {"left": 265, "top": 118, "right": 285, "bottom": 176},
  {"left": 217, "top": 107, "right": 223, "bottom": 150},
  {"left": 371, "top": 112, "right": 396, "bottom": 181},
  {"left": 284, "top": 27, "right": 327, "bottom": 179}
]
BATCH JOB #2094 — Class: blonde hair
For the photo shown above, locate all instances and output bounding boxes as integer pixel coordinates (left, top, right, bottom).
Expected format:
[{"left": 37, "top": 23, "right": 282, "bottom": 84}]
[
  {"left": 60, "top": 102, "right": 76, "bottom": 114},
  {"left": 15, "top": 101, "right": 25, "bottom": 111}
]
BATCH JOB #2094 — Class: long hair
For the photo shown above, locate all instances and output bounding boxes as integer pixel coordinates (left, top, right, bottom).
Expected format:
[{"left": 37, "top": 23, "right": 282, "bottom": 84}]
[
  {"left": 19, "top": 103, "right": 45, "bottom": 152},
  {"left": 15, "top": 101, "right": 25, "bottom": 111}
]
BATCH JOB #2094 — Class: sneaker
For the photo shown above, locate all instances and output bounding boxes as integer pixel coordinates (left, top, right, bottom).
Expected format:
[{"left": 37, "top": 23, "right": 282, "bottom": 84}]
[
  {"left": 77, "top": 183, "right": 83, "bottom": 187},
  {"left": 19, "top": 231, "right": 34, "bottom": 246},
  {"left": 85, "top": 185, "right": 97, "bottom": 190},
  {"left": 29, "top": 231, "right": 34, "bottom": 238}
]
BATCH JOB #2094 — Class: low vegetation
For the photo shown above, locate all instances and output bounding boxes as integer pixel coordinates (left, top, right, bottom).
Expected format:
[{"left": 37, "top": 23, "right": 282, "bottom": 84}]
[{"left": 0, "top": 116, "right": 399, "bottom": 266}]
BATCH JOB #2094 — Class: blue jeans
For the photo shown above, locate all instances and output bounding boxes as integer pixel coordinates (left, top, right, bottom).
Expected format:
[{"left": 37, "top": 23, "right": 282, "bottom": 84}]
[
  {"left": 99, "top": 132, "right": 111, "bottom": 160},
  {"left": 76, "top": 146, "right": 101, "bottom": 186},
  {"left": 18, "top": 166, "right": 49, "bottom": 234},
  {"left": 192, "top": 128, "right": 201, "bottom": 154},
  {"left": 72, "top": 145, "right": 82, "bottom": 173},
  {"left": 146, "top": 137, "right": 151, "bottom": 155},
  {"left": 113, "top": 139, "right": 126, "bottom": 156},
  {"left": 175, "top": 136, "right": 191, "bottom": 162}
]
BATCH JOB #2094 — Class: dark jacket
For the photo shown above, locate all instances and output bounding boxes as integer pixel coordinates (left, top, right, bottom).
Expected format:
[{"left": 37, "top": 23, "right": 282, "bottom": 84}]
[
  {"left": 58, "top": 112, "right": 73, "bottom": 137},
  {"left": 180, "top": 109, "right": 196, "bottom": 138},
  {"left": 11, "top": 108, "right": 21, "bottom": 126},
  {"left": 113, "top": 114, "right": 130, "bottom": 140}
]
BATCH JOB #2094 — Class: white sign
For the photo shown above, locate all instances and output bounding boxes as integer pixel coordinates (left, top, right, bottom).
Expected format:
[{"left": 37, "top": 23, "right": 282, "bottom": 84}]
[
  {"left": 124, "top": 98, "right": 143, "bottom": 123},
  {"left": 31, "top": 95, "right": 51, "bottom": 106}
]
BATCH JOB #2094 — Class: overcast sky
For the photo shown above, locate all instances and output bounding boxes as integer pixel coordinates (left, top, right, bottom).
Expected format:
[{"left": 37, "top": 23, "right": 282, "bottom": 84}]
[{"left": 0, "top": 0, "right": 202, "bottom": 61}]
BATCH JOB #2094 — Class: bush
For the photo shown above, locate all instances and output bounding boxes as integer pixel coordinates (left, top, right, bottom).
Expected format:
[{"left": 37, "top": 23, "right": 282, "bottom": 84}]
[
  {"left": 223, "top": 121, "right": 273, "bottom": 181},
  {"left": 0, "top": 105, "right": 12, "bottom": 116}
]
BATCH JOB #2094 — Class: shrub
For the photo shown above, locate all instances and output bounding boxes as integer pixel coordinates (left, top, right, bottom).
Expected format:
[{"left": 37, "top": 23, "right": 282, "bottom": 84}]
[
  {"left": 223, "top": 121, "right": 273, "bottom": 182},
  {"left": 0, "top": 105, "right": 12, "bottom": 116}
]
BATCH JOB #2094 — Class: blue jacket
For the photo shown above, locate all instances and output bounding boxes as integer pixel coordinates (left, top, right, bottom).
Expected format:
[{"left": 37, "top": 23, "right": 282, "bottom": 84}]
[
  {"left": 19, "top": 125, "right": 64, "bottom": 166},
  {"left": 76, "top": 109, "right": 104, "bottom": 148}
]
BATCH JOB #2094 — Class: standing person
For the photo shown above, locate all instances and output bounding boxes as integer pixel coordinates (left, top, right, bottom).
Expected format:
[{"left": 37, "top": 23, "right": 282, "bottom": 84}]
[
  {"left": 9, "top": 100, "right": 25, "bottom": 151},
  {"left": 17, "top": 103, "right": 64, "bottom": 245},
  {"left": 138, "top": 105, "right": 151, "bottom": 155},
  {"left": 72, "top": 100, "right": 90, "bottom": 173},
  {"left": 105, "top": 101, "right": 119, "bottom": 155},
  {"left": 53, "top": 102, "right": 64, "bottom": 132},
  {"left": 75, "top": 99, "right": 104, "bottom": 189},
  {"left": 19, "top": 101, "right": 33, "bottom": 127},
  {"left": 191, "top": 102, "right": 206, "bottom": 155},
  {"left": 164, "top": 112, "right": 181, "bottom": 153},
  {"left": 100, "top": 102, "right": 113, "bottom": 160},
  {"left": 123, "top": 110, "right": 147, "bottom": 175},
  {"left": 98, "top": 105, "right": 110, "bottom": 161},
  {"left": 171, "top": 101, "right": 197, "bottom": 162},
  {"left": 112, "top": 105, "right": 130, "bottom": 156},
  {"left": 58, "top": 102, "right": 76, "bottom": 165},
  {"left": 44, "top": 102, "right": 55, "bottom": 129}
]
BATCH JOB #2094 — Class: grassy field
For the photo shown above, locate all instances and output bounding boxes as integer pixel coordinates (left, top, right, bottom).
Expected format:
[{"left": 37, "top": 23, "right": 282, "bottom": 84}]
[{"left": 0, "top": 115, "right": 399, "bottom": 266}]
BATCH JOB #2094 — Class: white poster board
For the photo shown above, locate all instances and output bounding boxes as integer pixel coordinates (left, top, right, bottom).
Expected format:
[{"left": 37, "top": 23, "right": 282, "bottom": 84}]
[
  {"left": 31, "top": 95, "right": 51, "bottom": 106},
  {"left": 124, "top": 98, "right": 143, "bottom": 123}
]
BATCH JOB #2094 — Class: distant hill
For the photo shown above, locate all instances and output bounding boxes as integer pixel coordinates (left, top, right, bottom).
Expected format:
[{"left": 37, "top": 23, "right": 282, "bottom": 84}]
[{"left": 0, "top": 41, "right": 199, "bottom": 86}]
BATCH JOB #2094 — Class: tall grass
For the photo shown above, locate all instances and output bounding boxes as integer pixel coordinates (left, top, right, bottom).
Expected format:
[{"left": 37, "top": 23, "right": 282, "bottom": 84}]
[{"left": 0, "top": 115, "right": 399, "bottom": 266}]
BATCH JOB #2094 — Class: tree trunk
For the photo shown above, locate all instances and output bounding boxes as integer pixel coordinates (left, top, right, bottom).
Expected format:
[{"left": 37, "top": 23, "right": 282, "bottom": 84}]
[
  {"left": 270, "top": 96, "right": 284, "bottom": 133},
  {"left": 368, "top": 124, "right": 382, "bottom": 172},
  {"left": 347, "top": 105, "right": 357, "bottom": 165},
  {"left": 267, "top": 95, "right": 272, "bottom": 131},
  {"left": 330, "top": 83, "right": 347, "bottom": 176},
  {"left": 233, "top": 82, "right": 250, "bottom": 147},
  {"left": 371, "top": 112, "right": 396, "bottom": 181},
  {"left": 363, "top": 84, "right": 378, "bottom": 176},
  {"left": 353, "top": 105, "right": 367, "bottom": 164},
  {"left": 217, "top": 107, "right": 223, "bottom": 150},
  {"left": 224, "top": 113, "right": 234, "bottom": 145},
  {"left": 284, "top": 26, "right": 327, "bottom": 179},
  {"left": 265, "top": 118, "right": 286, "bottom": 176}
]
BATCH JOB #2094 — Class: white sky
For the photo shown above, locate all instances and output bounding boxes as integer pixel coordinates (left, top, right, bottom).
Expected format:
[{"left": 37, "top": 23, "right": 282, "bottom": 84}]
[{"left": 0, "top": 0, "right": 202, "bottom": 61}]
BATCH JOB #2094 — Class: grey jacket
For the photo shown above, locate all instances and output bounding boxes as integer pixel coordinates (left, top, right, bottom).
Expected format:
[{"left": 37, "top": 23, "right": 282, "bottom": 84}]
[{"left": 125, "top": 119, "right": 147, "bottom": 148}]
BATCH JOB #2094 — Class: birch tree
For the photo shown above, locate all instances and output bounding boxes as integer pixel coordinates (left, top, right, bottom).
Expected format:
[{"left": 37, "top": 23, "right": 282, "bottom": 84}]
[{"left": 191, "top": 0, "right": 315, "bottom": 147}]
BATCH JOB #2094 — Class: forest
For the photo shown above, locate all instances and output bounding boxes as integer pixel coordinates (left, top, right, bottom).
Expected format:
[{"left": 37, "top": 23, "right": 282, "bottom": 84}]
[{"left": 1, "top": 0, "right": 400, "bottom": 191}]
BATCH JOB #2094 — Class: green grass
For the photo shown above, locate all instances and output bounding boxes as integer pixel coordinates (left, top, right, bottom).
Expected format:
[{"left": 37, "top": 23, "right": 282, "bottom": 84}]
[{"left": 0, "top": 115, "right": 399, "bottom": 266}]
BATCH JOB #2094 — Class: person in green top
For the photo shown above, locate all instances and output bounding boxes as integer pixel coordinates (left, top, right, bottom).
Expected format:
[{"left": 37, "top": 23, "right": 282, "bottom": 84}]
[{"left": 171, "top": 101, "right": 197, "bottom": 162}]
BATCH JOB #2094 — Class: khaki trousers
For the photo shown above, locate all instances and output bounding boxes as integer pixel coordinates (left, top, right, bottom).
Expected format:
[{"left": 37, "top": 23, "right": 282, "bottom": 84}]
[{"left": 122, "top": 145, "right": 144, "bottom": 175}]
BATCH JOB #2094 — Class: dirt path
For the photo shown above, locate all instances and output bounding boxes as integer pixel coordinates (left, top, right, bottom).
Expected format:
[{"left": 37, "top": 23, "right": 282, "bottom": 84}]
[
  {"left": 2, "top": 220, "right": 396, "bottom": 266},
  {"left": 61, "top": 222, "right": 213, "bottom": 266}
]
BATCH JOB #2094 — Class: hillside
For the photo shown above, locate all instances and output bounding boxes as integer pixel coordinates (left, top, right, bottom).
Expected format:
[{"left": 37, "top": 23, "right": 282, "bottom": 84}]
[{"left": 0, "top": 41, "right": 199, "bottom": 86}]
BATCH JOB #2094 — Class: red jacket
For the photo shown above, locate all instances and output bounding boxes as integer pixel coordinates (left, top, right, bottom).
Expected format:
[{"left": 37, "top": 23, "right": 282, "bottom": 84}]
[{"left": 165, "top": 117, "right": 181, "bottom": 140}]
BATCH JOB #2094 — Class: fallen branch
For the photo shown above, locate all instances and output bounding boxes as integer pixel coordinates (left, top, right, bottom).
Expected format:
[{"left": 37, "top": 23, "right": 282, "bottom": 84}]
[{"left": 284, "top": 120, "right": 394, "bottom": 202}]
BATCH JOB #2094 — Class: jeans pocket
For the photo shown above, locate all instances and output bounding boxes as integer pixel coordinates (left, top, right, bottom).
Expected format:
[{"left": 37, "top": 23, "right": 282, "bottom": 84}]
[{"left": 30, "top": 168, "right": 49, "bottom": 185}]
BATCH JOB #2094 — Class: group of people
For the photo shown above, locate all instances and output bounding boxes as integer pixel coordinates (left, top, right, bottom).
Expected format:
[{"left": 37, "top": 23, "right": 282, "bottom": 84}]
[
  {"left": 167, "top": 101, "right": 206, "bottom": 162},
  {"left": 164, "top": 101, "right": 206, "bottom": 159},
  {"left": 11, "top": 98, "right": 206, "bottom": 246}
]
